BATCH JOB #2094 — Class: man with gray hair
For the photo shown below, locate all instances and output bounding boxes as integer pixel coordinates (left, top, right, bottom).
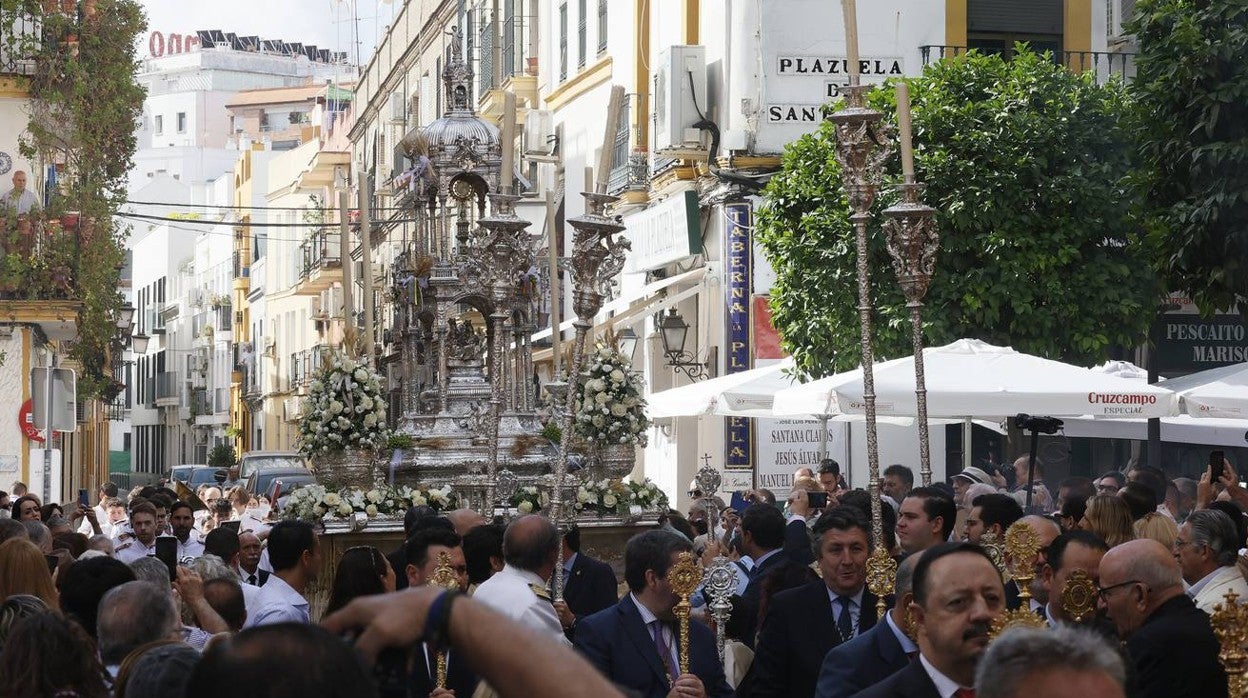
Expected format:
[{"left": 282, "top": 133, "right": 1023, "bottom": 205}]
[
  {"left": 472, "top": 514, "right": 566, "bottom": 644},
  {"left": 1098, "top": 539, "right": 1226, "bottom": 698},
  {"left": 816, "top": 553, "right": 921, "bottom": 698},
  {"left": 975, "top": 626, "right": 1126, "bottom": 698},
  {"left": 1175, "top": 508, "right": 1248, "bottom": 613},
  {"left": 0, "top": 517, "right": 27, "bottom": 545},
  {"left": 97, "top": 581, "right": 182, "bottom": 679},
  {"left": 21, "top": 520, "right": 51, "bottom": 554}
]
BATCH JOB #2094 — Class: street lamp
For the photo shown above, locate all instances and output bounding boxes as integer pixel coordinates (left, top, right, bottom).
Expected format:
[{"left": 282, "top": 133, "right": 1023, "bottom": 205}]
[
  {"left": 131, "top": 332, "right": 150, "bottom": 355},
  {"left": 616, "top": 326, "right": 639, "bottom": 363},
  {"left": 658, "top": 308, "right": 712, "bottom": 380},
  {"left": 116, "top": 304, "right": 135, "bottom": 331}
]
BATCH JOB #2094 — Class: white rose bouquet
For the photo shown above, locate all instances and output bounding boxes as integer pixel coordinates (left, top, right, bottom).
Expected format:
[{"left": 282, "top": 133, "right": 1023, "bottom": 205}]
[
  {"left": 509, "top": 485, "right": 549, "bottom": 514},
  {"left": 624, "top": 477, "right": 669, "bottom": 512},
  {"left": 281, "top": 483, "right": 462, "bottom": 522},
  {"left": 297, "top": 352, "right": 390, "bottom": 457},
  {"left": 575, "top": 477, "right": 629, "bottom": 515},
  {"left": 573, "top": 344, "right": 650, "bottom": 446}
]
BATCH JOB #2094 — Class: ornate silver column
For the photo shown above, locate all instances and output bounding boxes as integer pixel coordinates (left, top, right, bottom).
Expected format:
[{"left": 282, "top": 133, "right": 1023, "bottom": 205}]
[
  {"left": 694, "top": 463, "right": 738, "bottom": 662},
  {"left": 550, "top": 190, "right": 629, "bottom": 600},
  {"left": 472, "top": 192, "right": 536, "bottom": 514},
  {"left": 828, "top": 82, "right": 895, "bottom": 616},
  {"left": 882, "top": 182, "right": 939, "bottom": 486}
]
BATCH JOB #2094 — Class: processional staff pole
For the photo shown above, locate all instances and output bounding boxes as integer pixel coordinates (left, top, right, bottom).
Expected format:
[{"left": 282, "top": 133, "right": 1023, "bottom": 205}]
[{"left": 831, "top": 0, "right": 895, "bottom": 617}]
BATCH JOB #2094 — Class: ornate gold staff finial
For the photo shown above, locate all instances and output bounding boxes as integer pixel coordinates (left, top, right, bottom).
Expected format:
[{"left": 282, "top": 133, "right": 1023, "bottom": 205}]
[
  {"left": 989, "top": 521, "right": 1046, "bottom": 638},
  {"left": 1211, "top": 590, "right": 1248, "bottom": 698},
  {"left": 668, "top": 551, "right": 703, "bottom": 676},
  {"left": 1061, "top": 569, "right": 1097, "bottom": 624},
  {"left": 979, "top": 530, "right": 1006, "bottom": 577},
  {"left": 430, "top": 551, "right": 460, "bottom": 688},
  {"left": 866, "top": 547, "right": 897, "bottom": 617}
]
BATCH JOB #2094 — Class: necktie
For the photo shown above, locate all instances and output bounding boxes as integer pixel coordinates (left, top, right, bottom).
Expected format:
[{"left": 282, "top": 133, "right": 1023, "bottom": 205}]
[
  {"left": 650, "top": 620, "right": 679, "bottom": 684},
  {"left": 247, "top": 573, "right": 257, "bottom": 586},
  {"left": 954, "top": 689, "right": 976, "bottom": 698},
  {"left": 836, "top": 596, "right": 854, "bottom": 641}
]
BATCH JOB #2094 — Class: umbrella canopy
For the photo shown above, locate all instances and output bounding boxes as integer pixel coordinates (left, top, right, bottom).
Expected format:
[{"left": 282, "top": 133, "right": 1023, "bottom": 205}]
[
  {"left": 648, "top": 358, "right": 801, "bottom": 419},
  {"left": 773, "top": 339, "right": 1179, "bottom": 420},
  {"left": 1158, "top": 362, "right": 1248, "bottom": 419}
]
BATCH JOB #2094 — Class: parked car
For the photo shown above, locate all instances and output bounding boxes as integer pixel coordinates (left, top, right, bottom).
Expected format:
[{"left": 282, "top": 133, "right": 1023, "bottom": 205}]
[
  {"left": 238, "top": 451, "right": 308, "bottom": 481},
  {"left": 185, "top": 466, "right": 230, "bottom": 490},
  {"left": 244, "top": 467, "right": 314, "bottom": 501},
  {"left": 267, "top": 474, "right": 317, "bottom": 510},
  {"left": 167, "top": 465, "right": 201, "bottom": 485}
]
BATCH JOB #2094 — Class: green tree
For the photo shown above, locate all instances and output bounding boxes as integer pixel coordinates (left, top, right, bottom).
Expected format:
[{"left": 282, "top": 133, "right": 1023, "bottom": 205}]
[
  {"left": 757, "top": 49, "right": 1158, "bottom": 376},
  {"left": 1, "top": 0, "right": 146, "bottom": 398},
  {"left": 1130, "top": 0, "right": 1248, "bottom": 315}
]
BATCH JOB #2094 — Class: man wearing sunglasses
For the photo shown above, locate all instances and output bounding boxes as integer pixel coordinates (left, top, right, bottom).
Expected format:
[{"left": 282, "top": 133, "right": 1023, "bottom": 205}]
[{"left": 1096, "top": 539, "right": 1226, "bottom": 698}]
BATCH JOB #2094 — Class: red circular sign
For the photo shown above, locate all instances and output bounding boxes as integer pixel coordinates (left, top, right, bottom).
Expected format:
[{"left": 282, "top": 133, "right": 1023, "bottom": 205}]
[{"left": 19, "top": 399, "right": 43, "bottom": 443}]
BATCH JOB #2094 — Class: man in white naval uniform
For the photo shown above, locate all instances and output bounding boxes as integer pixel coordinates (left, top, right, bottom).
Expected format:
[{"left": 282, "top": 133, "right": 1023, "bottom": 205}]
[{"left": 472, "top": 514, "right": 568, "bottom": 645}]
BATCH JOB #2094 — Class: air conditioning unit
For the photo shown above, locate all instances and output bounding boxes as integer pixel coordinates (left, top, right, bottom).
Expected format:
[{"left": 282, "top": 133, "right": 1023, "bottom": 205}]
[
  {"left": 389, "top": 91, "right": 406, "bottom": 123},
  {"left": 653, "top": 45, "right": 708, "bottom": 156},
  {"left": 523, "top": 109, "right": 555, "bottom": 158},
  {"left": 321, "top": 287, "right": 344, "bottom": 318}
]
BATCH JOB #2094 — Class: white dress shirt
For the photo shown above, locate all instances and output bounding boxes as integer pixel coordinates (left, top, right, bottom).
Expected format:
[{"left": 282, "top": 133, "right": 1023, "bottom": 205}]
[
  {"left": 244, "top": 573, "right": 310, "bottom": 627},
  {"left": 112, "top": 536, "right": 156, "bottom": 564},
  {"left": 631, "top": 593, "right": 678, "bottom": 676},
  {"left": 176, "top": 535, "right": 205, "bottom": 563},
  {"left": 884, "top": 609, "right": 919, "bottom": 655},
  {"left": 1, "top": 188, "right": 39, "bottom": 215},
  {"left": 919, "top": 653, "right": 973, "bottom": 698}
]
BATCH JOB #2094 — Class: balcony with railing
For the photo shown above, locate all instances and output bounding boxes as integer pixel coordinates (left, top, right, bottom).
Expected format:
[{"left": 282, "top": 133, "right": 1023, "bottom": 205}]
[
  {"left": 0, "top": 8, "right": 38, "bottom": 77},
  {"left": 294, "top": 227, "right": 342, "bottom": 296},
  {"left": 919, "top": 46, "right": 1137, "bottom": 84},
  {"left": 607, "top": 98, "right": 648, "bottom": 199},
  {"left": 476, "top": 8, "right": 538, "bottom": 118},
  {"left": 154, "top": 371, "right": 179, "bottom": 407},
  {"left": 0, "top": 213, "right": 93, "bottom": 300}
]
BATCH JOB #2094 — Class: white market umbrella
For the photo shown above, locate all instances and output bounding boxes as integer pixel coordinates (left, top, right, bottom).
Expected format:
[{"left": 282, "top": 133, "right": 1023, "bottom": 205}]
[
  {"left": 648, "top": 358, "right": 800, "bottom": 419},
  {"left": 1160, "top": 362, "right": 1248, "bottom": 419},
  {"left": 773, "top": 338, "right": 1180, "bottom": 420},
  {"left": 1060, "top": 361, "right": 1248, "bottom": 447}
]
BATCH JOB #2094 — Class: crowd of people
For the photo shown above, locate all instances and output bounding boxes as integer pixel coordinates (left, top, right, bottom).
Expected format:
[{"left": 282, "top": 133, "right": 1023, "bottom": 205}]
[{"left": 0, "top": 452, "right": 1243, "bottom": 698}]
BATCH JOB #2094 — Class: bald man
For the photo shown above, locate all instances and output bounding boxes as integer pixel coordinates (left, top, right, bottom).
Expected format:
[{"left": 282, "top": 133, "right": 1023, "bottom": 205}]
[
  {"left": 446, "top": 507, "right": 487, "bottom": 536},
  {"left": 472, "top": 514, "right": 568, "bottom": 644},
  {"left": 1005, "top": 515, "right": 1061, "bottom": 615},
  {"left": 1097, "top": 539, "right": 1226, "bottom": 698},
  {"left": 1, "top": 171, "right": 40, "bottom": 215}
]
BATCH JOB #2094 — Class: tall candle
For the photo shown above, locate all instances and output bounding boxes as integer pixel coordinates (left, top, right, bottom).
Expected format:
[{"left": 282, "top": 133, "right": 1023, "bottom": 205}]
[
  {"left": 595, "top": 85, "right": 625, "bottom": 194},
  {"left": 585, "top": 165, "right": 594, "bottom": 195},
  {"left": 500, "top": 90, "right": 517, "bottom": 194},
  {"left": 843, "top": 0, "right": 860, "bottom": 80},
  {"left": 896, "top": 82, "right": 914, "bottom": 181}
]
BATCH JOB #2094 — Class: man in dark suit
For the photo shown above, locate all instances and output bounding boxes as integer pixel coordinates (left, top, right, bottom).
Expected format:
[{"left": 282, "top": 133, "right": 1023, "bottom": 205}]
[
  {"left": 1098, "top": 538, "right": 1228, "bottom": 698},
  {"left": 553, "top": 525, "right": 619, "bottom": 636},
  {"left": 574, "top": 529, "right": 733, "bottom": 698},
  {"left": 816, "top": 553, "right": 921, "bottom": 698},
  {"left": 749, "top": 506, "right": 880, "bottom": 698},
  {"left": 851, "top": 543, "right": 1006, "bottom": 698}
]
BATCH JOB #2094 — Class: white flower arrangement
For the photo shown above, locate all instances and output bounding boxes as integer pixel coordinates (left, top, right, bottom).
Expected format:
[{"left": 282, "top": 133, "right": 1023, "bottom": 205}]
[
  {"left": 624, "top": 477, "right": 669, "bottom": 512},
  {"left": 575, "top": 478, "right": 629, "bottom": 515},
  {"left": 280, "top": 483, "right": 461, "bottom": 522},
  {"left": 573, "top": 345, "right": 650, "bottom": 446},
  {"left": 297, "top": 352, "right": 390, "bottom": 457},
  {"left": 509, "top": 485, "right": 550, "bottom": 514}
]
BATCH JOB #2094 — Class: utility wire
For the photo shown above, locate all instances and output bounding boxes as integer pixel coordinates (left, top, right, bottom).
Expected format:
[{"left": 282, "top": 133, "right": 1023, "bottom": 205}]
[
  {"left": 123, "top": 199, "right": 413, "bottom": 213},
  {"left": 118, "top": 211, "right": 423, "bottom": 228}
]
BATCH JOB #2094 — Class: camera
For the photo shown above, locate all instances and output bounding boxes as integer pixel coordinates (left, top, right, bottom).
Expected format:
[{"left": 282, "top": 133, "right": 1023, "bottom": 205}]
[{"left": 1014, "top": 414, "right": 1063, "bottom": 434}]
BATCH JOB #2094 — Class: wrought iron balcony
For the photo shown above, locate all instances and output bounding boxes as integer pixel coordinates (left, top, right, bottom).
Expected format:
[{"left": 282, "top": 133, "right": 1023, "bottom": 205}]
[
  {"left": 919, "top": 45, "right": 1136, "bottom": 85},
  {"left": 0, "top": 212, "right": 89, "bottom": 300},
  {"left": 299, "top": 227, "right": 342, "bottom": 278},
  {"left": 0, "top": 9, "right": 38, "bottom": 77}
]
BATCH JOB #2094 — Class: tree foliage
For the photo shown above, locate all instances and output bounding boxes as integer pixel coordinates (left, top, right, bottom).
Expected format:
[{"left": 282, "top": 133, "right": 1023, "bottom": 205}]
[
  {"left": 1, "top": 0, "right": 147, "bottom": 397},
  {"left": 1130, "top": 0, "right": 1248, "bottom": 315},
  {"left": 756, "top": 49, "right": 1158, "bottom": 376}
]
